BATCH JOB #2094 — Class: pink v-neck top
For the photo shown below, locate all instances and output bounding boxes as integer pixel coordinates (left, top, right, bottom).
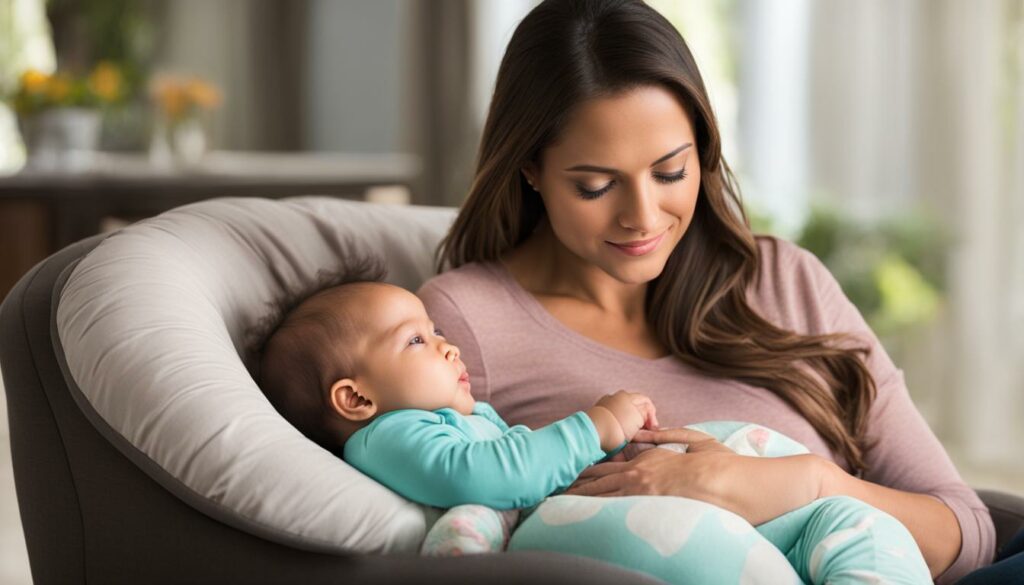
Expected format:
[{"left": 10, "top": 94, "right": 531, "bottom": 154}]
[{"left": 416, "top": 235, "right": 994, "bottom": 583}]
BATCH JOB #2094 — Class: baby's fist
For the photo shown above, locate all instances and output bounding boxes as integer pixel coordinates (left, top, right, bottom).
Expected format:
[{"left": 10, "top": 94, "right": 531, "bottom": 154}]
[{"left": 595, "top": 391, "right": 659, "bottom": 441}]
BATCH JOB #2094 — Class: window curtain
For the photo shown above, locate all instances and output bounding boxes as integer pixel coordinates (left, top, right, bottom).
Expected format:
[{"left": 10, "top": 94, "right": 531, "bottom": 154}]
[{"left": 739, "top": 0, "right": 1023, "bottom": 471}]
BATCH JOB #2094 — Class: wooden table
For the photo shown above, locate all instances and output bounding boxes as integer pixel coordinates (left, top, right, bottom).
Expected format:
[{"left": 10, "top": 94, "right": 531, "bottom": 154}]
[{"left": 0, "top": 151, "right": 421, "bottom": 300}]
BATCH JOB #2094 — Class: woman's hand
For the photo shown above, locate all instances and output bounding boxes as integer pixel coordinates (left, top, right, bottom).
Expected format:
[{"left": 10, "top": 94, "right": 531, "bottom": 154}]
[
  {"left": 567, "top": 428, "right": 737, "bottom": 500},
  {"left": 566, "top": 427, "right": 828, "bottom": 526}
]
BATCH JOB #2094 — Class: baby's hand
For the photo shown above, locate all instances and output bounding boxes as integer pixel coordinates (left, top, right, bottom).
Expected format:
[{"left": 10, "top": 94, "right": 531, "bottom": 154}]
[{"left": 595, "top": 390, "right": 659, "bottom": 442}]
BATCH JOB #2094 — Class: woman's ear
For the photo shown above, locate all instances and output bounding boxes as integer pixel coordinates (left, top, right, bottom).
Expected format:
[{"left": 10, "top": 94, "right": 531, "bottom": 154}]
[
  {"left": 521, "top": 164, "right": 540, "bottom": 192},
  {"left": 328, "top": 378, "right": 377, "bottom": 422}
]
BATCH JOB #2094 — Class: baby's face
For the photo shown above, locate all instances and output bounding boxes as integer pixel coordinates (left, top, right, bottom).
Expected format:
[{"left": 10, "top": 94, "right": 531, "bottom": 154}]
[{"left": 352, "top": 284, "right": 475, "bottom": 416}]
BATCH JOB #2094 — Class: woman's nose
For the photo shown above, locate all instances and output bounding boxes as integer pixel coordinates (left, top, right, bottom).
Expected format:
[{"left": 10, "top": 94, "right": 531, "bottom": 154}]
[
  {"left": 618, "top": 183, "right": 659, "bottom": 234},
  {"left": 442, "top": 343, "right": 460, "bottom": 362}
]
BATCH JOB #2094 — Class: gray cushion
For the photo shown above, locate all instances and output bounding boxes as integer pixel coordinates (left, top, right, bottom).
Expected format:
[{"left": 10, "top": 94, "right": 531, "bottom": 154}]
[{"left": 55, "top": 197, "right": 454, "bottom": 553}]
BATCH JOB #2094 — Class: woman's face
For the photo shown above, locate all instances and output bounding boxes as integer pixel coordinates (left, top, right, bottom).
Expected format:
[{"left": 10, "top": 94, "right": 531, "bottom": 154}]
[{"left": 523, "top": 85, "right": 701, "bottom": 285}]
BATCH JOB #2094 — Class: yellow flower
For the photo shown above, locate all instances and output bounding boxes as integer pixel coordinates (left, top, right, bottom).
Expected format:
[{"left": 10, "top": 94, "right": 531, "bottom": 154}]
[
  {"left": 19, "top": 69, "right": 51, "bottom": 95},
  {"left": 87, "top": 61, "right": 123, "bottom": 102},
  {"left": 149, "top": 73, "right": 222, "bottom": 121},
  {"left": 185, "top": 79, "right": 222, "bottom": 109},
  {"left": 45, "top": 74, "right": 73, "bottom": 103},
  {"left": 149, "top": 77, "right": 178, "bottom": 118}
]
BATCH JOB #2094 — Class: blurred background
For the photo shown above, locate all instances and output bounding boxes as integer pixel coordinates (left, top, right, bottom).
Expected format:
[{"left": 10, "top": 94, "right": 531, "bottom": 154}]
[{"left": 0, "top": 0, "right": 1021, "bottom": 582}]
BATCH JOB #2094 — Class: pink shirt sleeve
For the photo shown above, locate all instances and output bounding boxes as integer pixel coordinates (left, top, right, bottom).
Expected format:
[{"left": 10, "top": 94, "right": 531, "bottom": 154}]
[{"left": 789, "top": 243, "right": 996, "bottom": 583}]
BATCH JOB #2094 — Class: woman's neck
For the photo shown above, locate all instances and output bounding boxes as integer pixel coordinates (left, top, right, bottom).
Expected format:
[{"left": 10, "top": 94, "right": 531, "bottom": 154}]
[{"left": 502, "top": 219, "right": 649, "bottom": 320}]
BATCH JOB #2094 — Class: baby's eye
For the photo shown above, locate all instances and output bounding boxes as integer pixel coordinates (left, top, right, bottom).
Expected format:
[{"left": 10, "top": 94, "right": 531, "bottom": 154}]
[
  {"left": 433, "top": 327, "right": 445, "bottom": 337},
  {"left": 408, "top": 335, "right": 425, "bottom": 346}
]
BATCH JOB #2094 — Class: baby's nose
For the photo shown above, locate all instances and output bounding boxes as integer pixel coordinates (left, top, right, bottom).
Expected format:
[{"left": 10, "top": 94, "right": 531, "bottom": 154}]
[{"left": 443, "top": 344, "right": 460, "bottom": 361}]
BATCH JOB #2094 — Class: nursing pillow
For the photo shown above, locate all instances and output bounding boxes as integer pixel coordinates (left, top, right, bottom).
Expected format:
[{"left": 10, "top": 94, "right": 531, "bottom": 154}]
[{"left": 55, "top": 197, "right": 454, "bottom": 553}]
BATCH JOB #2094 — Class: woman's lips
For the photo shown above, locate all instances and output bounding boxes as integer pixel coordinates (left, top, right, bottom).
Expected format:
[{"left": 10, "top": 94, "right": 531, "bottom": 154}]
[{"left": 607, "top": 231, "right": 666, "bottom": 256}]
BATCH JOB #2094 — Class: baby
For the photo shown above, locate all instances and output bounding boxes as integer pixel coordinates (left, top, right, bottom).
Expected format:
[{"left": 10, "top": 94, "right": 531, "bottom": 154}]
[
  {"left": 258, "top": 280, "right": 654, "bottom": 507},
  {"left": 257, "top": 278, "right": 932, "bottom": 585}
]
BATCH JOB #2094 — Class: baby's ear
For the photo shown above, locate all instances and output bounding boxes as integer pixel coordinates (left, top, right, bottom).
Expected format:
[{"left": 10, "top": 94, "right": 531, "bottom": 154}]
[{"left": 329, "top": 379, "right": 377, "bottom": 422}]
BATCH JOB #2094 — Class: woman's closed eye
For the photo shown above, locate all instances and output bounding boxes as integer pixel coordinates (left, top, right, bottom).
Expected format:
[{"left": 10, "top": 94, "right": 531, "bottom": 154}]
[
  {"left": 576, "top": 180, "right": 616, "bottom": 200},
  {"left": 574, "top": 167, "right": 688, "bottom": 200},
  {"left": 653, "top": 168, "right": 687, "bottom": 184}
]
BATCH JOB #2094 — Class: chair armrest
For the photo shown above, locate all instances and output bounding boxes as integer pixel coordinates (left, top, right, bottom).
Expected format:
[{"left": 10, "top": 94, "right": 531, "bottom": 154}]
[{"left": 977, "top": 488, "right": 1024, "bottom": 557}]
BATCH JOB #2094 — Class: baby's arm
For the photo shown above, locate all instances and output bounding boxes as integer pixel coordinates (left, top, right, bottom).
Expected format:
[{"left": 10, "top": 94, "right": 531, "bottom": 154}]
[{"left": 344, "top": 409, "right": 610, "bottom": 510}]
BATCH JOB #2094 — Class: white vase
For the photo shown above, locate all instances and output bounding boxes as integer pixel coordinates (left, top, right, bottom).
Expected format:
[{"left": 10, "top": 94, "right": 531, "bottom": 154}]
[
  {"left": 17, "top": 107, "right": 102, "bottom": 171},
  {"left": 149, "top": 116, "right": 207, "bottom": 170}
]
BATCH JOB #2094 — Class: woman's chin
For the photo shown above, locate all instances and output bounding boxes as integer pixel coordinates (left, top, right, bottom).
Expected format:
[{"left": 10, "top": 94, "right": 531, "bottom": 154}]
[{"left": 599, "top": 256, "right": 670, "bottom": 285}]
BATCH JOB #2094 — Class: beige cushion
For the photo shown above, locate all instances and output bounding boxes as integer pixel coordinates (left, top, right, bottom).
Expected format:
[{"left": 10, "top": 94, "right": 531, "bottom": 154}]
[{"left": 56, "top": 196, "right": 454, "bottom": 553}]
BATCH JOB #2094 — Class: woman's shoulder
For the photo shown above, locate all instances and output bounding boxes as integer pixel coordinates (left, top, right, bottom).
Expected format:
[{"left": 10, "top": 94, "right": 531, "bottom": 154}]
[
  {"left": 749, "top": 234, "right": 847, "bottom": 336},
  {"left": 418, "top": 261, "right": 508, "bottom": 304},
  {"left": 753, "top": 233, "right": 821, "bottom": 274},
  {"left": 417, "top": 261, "right": 519, "bottom": 328}
]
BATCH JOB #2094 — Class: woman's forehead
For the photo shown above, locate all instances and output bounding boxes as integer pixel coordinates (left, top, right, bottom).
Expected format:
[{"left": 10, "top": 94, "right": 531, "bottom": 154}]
[{"left": 545, "top": 85, "right": 695, "bottom": 168}]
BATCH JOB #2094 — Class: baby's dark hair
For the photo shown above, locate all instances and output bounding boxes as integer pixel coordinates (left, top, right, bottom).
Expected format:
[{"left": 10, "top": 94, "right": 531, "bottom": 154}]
[{"left": 249, "top": 255, "right": 387, "bottom": 455}]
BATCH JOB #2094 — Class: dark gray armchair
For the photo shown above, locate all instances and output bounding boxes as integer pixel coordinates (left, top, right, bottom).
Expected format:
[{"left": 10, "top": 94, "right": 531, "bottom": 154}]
[{"left": 2, "top": 200, "right": 1022, "bottom": 584}]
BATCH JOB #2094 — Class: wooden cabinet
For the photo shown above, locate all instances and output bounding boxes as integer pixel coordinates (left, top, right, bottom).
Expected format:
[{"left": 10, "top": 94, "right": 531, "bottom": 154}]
[{"left": 0, "top": 151, "right": 420, "bottom": 299}]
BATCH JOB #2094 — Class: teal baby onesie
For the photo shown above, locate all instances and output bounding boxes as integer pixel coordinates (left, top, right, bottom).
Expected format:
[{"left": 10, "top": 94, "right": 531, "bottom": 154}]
[{"left": 343, "top": 401, "right": 614, "bottom": 509}]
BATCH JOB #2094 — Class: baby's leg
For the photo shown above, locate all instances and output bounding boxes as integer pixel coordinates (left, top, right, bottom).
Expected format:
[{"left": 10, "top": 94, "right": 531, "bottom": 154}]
[
  {"left": 509, "top": 495, "right": 803, "bottom": 585},
  {"left": 420, "top": 505, "right": 519, "bottom": 556},
  {"left": 755, "top": 496, "right": 932, "bottom": 585}
]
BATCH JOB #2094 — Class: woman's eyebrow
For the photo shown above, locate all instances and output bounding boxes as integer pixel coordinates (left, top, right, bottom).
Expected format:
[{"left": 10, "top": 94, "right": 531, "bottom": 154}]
[{"left": 563, "top": 142, "right": 693, "bottom": 173}]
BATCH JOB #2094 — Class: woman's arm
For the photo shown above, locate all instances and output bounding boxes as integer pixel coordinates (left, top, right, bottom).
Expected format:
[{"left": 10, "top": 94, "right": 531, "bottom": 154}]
[
  {"left": 566, "top": 428, "right": 961, "bottom": 579},
  {"left": 789, "top": 242, "right": 994, "bottom": 582},
  {"left": 565, "top": 427, "right": 824, "bottom": 524},
  {"left": 818, "top": 460, "right": 960, "bottom": 579}
]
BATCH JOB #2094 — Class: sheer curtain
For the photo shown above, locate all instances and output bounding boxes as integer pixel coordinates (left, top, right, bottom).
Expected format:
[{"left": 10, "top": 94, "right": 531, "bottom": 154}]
[
  {"left": 934, "top": 0, "right": 1024, "bottom": 467},
  {"left": 739, "top": 0, "right": 1023, "bottom": 476}
]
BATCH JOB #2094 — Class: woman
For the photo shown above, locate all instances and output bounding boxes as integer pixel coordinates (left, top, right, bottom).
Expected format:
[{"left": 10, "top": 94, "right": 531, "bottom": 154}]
[{"left": 417, "top": 1, "right": 995, "bottom": 582}]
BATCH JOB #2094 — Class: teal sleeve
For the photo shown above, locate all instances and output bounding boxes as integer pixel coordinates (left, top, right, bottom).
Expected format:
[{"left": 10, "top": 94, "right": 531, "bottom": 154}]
[
  {"left": 344, "top": 409, "right": 607, "bottom": 510},
  {"left": 471, "top": 402, "right": 511, "bottom": 432}
]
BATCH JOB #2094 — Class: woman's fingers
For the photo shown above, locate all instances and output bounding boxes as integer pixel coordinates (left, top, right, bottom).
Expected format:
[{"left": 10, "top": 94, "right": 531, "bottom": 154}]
[
  {"left": 633, "top": 427, "right": 715, "bottom": 445},
  {"left": 564, "top": 473, "right": 627, "bottom": 496},
  {"left": 575, "top": 461, "right": 628, "bottom": 479}
]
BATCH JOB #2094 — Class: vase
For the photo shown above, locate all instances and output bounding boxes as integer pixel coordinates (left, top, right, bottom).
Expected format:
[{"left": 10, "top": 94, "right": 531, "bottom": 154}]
[
  {"left": 17, "top": 107, "right": 102, "bottom": 171},
  {"left": 149, "top": 116, "right": 208, "bottom": 170}
]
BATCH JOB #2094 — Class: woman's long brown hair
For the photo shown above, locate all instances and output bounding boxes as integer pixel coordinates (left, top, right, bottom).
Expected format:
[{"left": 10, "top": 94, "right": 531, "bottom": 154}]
[{"left": 439, "top": 0, "right": 877, "bottom": 473}]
